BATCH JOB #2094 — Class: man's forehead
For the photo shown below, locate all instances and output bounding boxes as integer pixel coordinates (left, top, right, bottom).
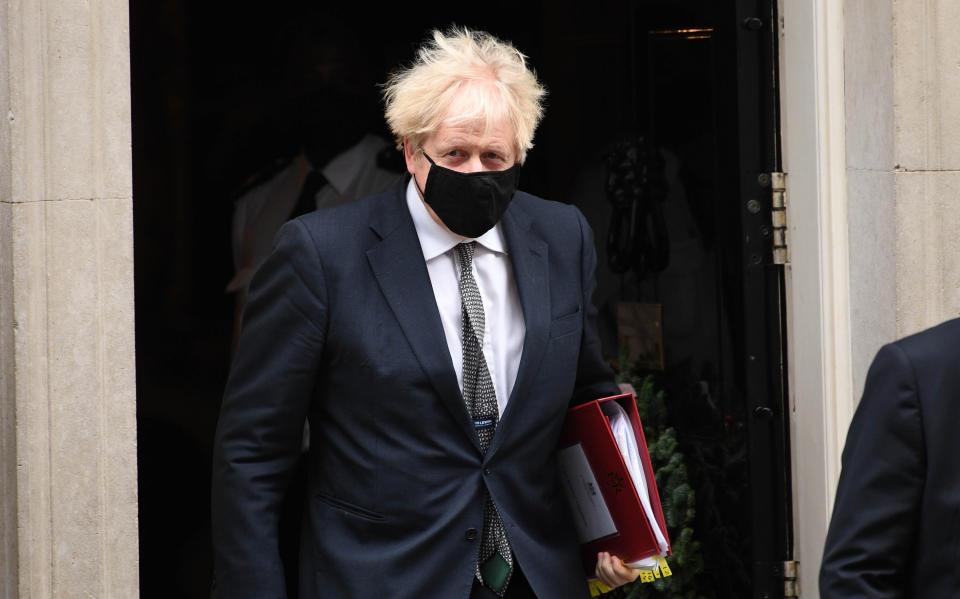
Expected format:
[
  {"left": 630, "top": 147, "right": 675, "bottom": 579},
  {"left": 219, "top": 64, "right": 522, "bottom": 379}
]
[{"left": 431, "top": 119, "right": 515, "bottom": 148}]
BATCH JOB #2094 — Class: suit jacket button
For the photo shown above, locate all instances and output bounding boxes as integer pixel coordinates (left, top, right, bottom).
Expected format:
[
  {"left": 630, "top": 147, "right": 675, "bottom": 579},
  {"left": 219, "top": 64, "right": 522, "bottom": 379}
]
[
  {"left": 465, "top": 527, "right": 478, "bottom": 541},
  {"left": 484, "top": 467, "right": 492, "bottom": 475}
]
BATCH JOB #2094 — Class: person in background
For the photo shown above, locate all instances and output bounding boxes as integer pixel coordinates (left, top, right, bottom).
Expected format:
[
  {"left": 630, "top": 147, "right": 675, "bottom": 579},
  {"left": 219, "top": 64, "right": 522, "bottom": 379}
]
[
  {"left": 820, "top": 317, "right": 960, "bottom": 597},
  {"left": 226, "top": 16, "right": 401, "bottom": 349}
]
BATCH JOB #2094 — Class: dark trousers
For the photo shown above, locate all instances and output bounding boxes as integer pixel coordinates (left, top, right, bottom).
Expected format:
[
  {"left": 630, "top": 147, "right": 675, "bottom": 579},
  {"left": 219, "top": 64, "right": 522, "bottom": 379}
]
[{"left": 469, "top": 566, "right": 537, "bottom": 599}]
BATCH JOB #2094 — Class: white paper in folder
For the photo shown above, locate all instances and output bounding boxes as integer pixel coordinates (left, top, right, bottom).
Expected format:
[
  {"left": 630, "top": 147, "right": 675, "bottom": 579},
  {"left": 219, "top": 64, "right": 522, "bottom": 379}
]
[
  {"left": 601, "top": 400, "right": 669, "bottom": 569},
  {"left": 558, "top": 443, "right": 619, "bottom": 543}
]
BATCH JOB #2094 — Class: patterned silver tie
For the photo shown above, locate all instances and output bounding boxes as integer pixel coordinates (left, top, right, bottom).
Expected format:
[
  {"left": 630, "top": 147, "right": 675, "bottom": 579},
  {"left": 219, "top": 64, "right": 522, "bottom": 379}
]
[{"left": 455, "top": 242, "right": 514, "bottom": 596}]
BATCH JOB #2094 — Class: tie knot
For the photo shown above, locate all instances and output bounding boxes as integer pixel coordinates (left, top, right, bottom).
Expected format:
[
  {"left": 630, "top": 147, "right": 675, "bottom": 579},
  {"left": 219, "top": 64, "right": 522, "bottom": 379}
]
[{"left": 456, "top": 241, "right": 476, "bottom": 271}]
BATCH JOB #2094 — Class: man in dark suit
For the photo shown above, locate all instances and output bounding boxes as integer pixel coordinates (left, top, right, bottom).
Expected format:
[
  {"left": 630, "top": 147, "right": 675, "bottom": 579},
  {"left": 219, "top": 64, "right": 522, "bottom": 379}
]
[
  {"left": 820, "top": 317, "right": 960, "bottom": 597},
  {"left": 211, "top": 27, "right": 640, "bottom": 598}
]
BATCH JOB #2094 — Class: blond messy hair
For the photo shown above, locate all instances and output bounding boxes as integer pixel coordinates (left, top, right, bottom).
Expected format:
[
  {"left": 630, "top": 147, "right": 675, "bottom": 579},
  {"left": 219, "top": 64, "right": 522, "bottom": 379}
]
[{"left": 382, "top": 27, "right": 547, "bottom": 164}]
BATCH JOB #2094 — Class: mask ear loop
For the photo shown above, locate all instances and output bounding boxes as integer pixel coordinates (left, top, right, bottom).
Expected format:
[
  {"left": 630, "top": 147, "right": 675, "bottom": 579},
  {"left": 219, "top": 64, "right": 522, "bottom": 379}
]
[
  {"left": 410, "top": 143, "right": 441, "bottom": 198},
  {"left": 413, "top": 172, "right": 426, "bottom": 197}
]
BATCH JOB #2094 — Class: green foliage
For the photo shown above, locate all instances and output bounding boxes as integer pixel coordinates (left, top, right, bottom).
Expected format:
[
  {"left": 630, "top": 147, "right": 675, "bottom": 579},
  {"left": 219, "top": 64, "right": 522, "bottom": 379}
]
[{"left": 604, "top": 358, "right": 706, "bottom": 599}]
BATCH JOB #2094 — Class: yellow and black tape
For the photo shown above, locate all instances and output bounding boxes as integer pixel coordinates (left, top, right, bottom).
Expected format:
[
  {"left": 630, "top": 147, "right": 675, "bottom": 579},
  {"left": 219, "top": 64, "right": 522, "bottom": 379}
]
[{"left": 588, "top": 558, "right": 673, "bottom": 596}]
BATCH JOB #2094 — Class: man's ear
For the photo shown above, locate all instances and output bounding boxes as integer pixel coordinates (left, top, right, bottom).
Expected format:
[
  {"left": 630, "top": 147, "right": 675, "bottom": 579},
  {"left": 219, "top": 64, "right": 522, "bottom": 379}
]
[{"left": 403, "top": 137, "right": 418, "bottom": 175}]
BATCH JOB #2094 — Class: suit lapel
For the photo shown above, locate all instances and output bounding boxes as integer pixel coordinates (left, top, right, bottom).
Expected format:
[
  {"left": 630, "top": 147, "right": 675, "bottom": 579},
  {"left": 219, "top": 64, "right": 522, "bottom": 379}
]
[
  {"left": 366, "top": 186, "right": 480, "bottom": 451},
  {"left": 487, "top": 201, "right": 550, "bottom": 458}
]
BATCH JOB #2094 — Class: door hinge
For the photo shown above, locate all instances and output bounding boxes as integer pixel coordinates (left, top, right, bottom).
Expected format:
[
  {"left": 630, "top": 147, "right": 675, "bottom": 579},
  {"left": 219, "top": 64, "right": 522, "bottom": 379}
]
[
  {"left": 783, "top": 560, "right": 799, "bottom": 597},
  {"left": 771, "top": 172, "right": 788, "bottom": 265}
]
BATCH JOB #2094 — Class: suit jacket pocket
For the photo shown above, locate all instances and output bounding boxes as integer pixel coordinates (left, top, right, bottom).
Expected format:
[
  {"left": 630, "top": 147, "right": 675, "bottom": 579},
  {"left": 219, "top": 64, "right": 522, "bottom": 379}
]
[
  {"left": 315, "top": 493, "right": 386, "bottom": 522},
  {"left": 549, "top": 307, "right": 582, "bottom": 339}
]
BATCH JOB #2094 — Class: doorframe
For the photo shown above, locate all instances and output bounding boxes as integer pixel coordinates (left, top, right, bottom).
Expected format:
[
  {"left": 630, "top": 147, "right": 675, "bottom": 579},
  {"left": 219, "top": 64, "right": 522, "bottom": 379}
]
[{"left": 778, "top": 0, "right": 854, "bottom": 596}]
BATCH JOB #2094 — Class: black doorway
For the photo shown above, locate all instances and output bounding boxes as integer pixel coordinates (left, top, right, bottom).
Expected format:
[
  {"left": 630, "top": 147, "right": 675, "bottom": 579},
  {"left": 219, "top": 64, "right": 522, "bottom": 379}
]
[{"left": 130, "top": 2, "right": 790, "bottom": 598}]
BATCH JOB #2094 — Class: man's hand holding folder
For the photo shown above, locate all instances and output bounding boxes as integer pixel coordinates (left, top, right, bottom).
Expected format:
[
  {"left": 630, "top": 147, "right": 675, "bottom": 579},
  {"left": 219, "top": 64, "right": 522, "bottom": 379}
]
[{"left": 595, "top": 551, "right": 642, "bottom": 589}]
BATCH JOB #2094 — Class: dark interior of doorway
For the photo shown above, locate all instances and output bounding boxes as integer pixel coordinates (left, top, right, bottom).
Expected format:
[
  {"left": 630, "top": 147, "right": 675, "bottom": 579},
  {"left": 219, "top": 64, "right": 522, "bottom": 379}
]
[{"left": 131, "top": 2, "right": 787, "bottom": 598}]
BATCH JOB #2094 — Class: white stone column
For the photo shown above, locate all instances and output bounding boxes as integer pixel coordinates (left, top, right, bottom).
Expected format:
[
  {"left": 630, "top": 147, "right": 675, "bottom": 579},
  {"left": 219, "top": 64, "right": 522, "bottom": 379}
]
[
  {"left": 780, "top": 0, "right": 853, "bottom": 595},
  {"left": 0, "top": 1, "right": 139, "bottom": 597}
]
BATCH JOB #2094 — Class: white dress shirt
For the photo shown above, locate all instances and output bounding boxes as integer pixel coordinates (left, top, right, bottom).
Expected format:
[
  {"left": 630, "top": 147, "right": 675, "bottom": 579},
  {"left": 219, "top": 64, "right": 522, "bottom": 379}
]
[{"left": 405, "top": 178, "right": 526, "bottom": 416}]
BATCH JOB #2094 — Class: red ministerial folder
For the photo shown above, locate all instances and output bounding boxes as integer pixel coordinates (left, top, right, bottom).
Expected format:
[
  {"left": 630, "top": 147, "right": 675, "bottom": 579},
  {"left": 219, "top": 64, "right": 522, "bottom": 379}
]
[{"left": 558, "top": 393, "right": 671, "bottom": 571}]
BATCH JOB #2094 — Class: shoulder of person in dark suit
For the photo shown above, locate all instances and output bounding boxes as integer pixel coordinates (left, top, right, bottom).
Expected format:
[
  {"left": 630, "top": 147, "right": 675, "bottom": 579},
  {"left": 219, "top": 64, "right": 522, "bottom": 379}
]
[{"left": 819, "top": 317, "right": 960, "bottom": 598}]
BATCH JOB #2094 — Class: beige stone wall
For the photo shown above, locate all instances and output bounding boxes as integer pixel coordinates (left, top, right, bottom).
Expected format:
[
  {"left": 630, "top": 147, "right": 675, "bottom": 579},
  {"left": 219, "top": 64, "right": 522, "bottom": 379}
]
[
  {"left": 843, "top": 0, "right": 897, "bottom": 396},
  {"left": 892, "top": 0, "right": 960, "bottom": 335},
  {"left": 0, "top": 1, "right": 139, "bottom": 597},
  {"left": 845, "top": 0, "right": 960, "bottom": 394}
]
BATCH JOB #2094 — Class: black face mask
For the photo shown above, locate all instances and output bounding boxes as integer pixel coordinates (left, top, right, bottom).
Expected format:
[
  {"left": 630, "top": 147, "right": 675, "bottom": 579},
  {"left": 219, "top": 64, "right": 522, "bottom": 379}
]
[{"left": 414, "top": 152, "right": 520, "bottom": 238}]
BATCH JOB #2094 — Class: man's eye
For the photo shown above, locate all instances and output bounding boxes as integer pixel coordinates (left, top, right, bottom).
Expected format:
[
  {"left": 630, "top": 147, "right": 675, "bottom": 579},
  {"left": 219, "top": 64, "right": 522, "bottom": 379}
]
[
  {"left": 484, "top": 152, "right": 501, "bottom": 160},
  {"left": 447, "top": 150, "right": 460, "bottom": 157}
]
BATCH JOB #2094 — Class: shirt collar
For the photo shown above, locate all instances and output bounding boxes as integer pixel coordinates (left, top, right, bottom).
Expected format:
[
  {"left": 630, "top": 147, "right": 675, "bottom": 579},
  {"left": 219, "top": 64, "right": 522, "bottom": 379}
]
[{"left": 404, "top": 177, "right": 508, "bottom": 261}]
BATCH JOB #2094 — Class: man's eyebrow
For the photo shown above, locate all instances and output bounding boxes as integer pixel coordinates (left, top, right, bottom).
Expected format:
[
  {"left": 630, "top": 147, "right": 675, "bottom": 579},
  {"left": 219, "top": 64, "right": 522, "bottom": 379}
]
[
  {"left": 437, "top": 137, "right": 467, "bottom": 148},
  {"left": 434, "top": 137, "right": 512, "bottom": 157}
]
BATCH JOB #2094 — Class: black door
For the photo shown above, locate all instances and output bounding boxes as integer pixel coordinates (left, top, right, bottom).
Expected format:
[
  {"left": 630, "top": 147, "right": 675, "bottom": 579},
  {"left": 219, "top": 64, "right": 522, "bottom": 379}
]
[
  {"left": 131, "top": 1, "right": 791, "bottom": 597},
  {"left": 733, "top": 1, "right": 793, "bottom": 598},
  {"left": 540, "top": 1, "right": 791, "bottom": 597}
]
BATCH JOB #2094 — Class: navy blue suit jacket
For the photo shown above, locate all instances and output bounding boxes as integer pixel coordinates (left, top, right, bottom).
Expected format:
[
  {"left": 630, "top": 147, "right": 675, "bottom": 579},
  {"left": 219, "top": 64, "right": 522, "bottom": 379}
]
[
  {"left": 211, "top": 181, "right": 619, "bottom": 598},
  {"left": 820, "top": 318, "right": 960, "bottom": 597}
]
